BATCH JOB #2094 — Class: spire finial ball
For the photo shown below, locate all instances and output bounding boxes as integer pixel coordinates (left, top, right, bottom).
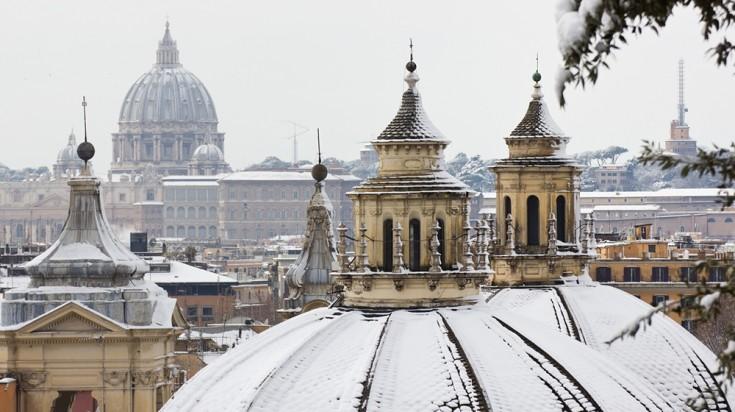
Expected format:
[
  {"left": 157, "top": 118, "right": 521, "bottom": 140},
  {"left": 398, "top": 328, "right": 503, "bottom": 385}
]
[
  {"left": 533, "top": 71, "right": 542, "bottom": 83},
  {"left": 311, "top": 163, "right": 328, "bottom": 182},
  {"left": 406, "top": 61, "right": 417, "bottom": 73}
]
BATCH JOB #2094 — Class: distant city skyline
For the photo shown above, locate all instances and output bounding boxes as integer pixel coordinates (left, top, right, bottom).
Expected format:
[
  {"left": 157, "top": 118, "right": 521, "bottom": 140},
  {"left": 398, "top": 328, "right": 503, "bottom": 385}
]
[{"left": 1, "top": 0, "right": 733, "bottom": 175}]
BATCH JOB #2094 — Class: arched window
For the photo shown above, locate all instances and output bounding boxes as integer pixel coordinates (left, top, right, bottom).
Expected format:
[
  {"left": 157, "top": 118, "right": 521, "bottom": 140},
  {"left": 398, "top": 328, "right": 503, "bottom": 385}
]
[
  {"left": 707, "top": 218, "right": 716, "bottom": 223},
  {"left": 209, "top": 226, "right": 217, "bottom": 238},
  {"left": 409, "top": 219, "right": 421, "bottom": 271},
  {"left": 199, "top": 207, "right": 206, "bottom": 219},
  {"left": 198, "top": 226, "right": 206, "bottom": 239},
  {"left": 437, "top": 218, "right": 446, "bottom": 267},
  {"left": 187, "top": 226, "right": 196, "bottom": 238},
  {"left": 187, "top": 207, "right": 196, "bottom": 219},
  {"left": 726, "top": 218, "right": 734, "bottom": 223},
  {"left": 556, "top": 195, "right": 566, "bottom": 242},
  {"left": 177, "top": 207, "right": 185, "bottom": 219},
  {"left": 527, "top": 195, "right": 540, "bottom": 246},
  {"left": 209, "top": 207, "right": 217, "bottom": 219},
  {"left": 177, "top": 226, "right": 185, "bottom": 237},
  {"left": 166, "top": 207, "right": 174, "bottom": 219},
  {"left": 166, "top": 226, "right": 175, "bottom": 237},
  {"left": 504, "top": 196, "right": 512, "bottom": 219},
  {"left": 383, "top": 219, "right": 393, "bottom": 271}
]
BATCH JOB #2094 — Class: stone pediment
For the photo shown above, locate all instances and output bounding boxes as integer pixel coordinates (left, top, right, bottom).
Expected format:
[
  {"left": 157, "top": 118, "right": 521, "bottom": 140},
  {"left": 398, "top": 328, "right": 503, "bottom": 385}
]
[{"left": 17, "top": 301, "right": 125, "bottom": 334}]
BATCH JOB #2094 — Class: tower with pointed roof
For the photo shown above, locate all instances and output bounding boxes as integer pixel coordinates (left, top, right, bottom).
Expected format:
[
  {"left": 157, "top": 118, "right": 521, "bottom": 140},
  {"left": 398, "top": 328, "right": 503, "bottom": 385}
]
[
  {"left": 0, "top": 100, "right": 186, "bottom": 411},
  {"left": 334, "top": 49, "right": 489, "bottom": 308},
  {"left": 280, "top": 144, "right": 338, "bottom": 317},
  {"left": 490, "top": 70, "right": 592, "bottom": 284},
  {"left": 111, "top": 22, "right": 226, "bottom": 177}
]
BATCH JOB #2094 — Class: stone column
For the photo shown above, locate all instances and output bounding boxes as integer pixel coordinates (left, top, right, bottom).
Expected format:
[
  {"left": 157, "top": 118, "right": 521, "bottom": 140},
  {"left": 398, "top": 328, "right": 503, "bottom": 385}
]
[{"left": 154, "top": 135, "right": 161, "bottom": 162}]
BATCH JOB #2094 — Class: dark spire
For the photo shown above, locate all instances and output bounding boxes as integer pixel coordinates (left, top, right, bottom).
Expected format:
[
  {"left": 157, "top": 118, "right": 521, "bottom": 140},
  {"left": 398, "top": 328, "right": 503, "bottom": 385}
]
[
  {"left": 77, "top": 97, "right": 95, "bottom": 168},
  {"left": 156, "top": 20, "right": 180, "bottom": 66},
  {"left": 311, "top": 128, "right": 328, "bottom": 182},
  {"left": 508, "top": 69, "right": 565, "bottom": 138},
  {"left": 377, "top": 43, "right": 444, "bottom": 140}
]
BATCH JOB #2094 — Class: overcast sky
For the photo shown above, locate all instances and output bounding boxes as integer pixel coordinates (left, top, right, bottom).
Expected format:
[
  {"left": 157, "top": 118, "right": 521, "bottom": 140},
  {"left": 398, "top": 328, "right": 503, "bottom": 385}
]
[{"left": 1, "top": 0, "right": 733, "bottom": 175}]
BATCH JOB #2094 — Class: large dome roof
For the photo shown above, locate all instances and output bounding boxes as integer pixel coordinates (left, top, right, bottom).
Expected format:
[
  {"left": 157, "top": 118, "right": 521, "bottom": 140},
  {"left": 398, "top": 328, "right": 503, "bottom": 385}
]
[
  {"left": 163, "top": 284, "right": 729, "bottom": 411},
  {"left": 118, "top": 22, "right": 217, "bottom": 124}
]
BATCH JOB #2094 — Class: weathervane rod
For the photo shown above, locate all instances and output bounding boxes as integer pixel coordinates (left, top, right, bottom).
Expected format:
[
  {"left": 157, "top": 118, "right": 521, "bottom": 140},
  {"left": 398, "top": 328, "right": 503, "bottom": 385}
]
[
  {"left": 409, "top": 38, "right": 414, "bottom": 62},
  {"left": 535, "top": 53, "right": 539, "bottom": 72},
  {"left": 317, "top": 128, "right": 322, "bottom": 164},
  {"left": 82, "top": 96, "right": 88, "bottom": 143}
]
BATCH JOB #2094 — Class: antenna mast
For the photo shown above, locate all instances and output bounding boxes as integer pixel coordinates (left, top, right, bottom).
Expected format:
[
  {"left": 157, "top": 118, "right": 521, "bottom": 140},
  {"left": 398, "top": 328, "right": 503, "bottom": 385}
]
[{"left": 678, "top": 59, "right": 686, "bottom": 126}]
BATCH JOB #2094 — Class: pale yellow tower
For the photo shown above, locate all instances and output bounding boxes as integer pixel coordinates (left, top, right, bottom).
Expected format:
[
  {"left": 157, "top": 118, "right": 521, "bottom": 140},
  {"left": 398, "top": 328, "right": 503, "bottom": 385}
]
[
  {"left": 335, "top": 52, "right": 489, "bottom": 308},
  {"left": 491, "top": 71, "right": 592, "bottom": 284}
]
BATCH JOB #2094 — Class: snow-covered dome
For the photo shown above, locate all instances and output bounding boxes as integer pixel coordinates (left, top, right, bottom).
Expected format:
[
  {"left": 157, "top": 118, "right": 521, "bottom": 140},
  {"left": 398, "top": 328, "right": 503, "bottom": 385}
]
[
  {"left": 56, "top": 131, "right": 81, "bottom": 163},
  {"left": 163, "top": 284, "right": 729, "bottom": 411},
  {"left": 118, "top": 22, "right": 217, "bottom": 124},
  {"left": 191, "top": 143, "right": 224, "bottom": 162}
]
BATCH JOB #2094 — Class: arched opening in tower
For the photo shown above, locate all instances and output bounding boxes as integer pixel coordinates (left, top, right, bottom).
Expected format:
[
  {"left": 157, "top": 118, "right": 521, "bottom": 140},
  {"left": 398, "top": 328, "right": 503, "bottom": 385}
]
[
  {"left": 527, "top": 195, "right": 540, "bottom": 246},
  {"left": 504, "top": 196, "right": 512, "bottom": 244},
  {"left": 556, "top": 195, "right": 567, "bottom": 242},
  {"left": 409, "top": 219, "right": 421, "bottom": 271},
  {"left": 437, "top": 218, "right": 446, "bottom": 268},
  {"left": 383, "top": 219, "right": 393, "bottom": 271}
]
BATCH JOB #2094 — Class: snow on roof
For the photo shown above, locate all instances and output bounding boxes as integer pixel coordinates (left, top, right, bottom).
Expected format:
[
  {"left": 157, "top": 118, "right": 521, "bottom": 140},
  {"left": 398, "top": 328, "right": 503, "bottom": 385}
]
[
  {"left": 481, "top": 188, "right": 734, "bottom": 200},
  {"left": 146, "top": 261, "right": 237, "bottom": 284},
  {"left": 162, "top": 181, "right": 219, "bottom": 187},
  {"left": 162, "top": 284, "right": 729, "bottom": 411},
  {"left": 220, "top": 170, "right": 360, "bottom": 182},
  {"left": 592, "top": 205, "right": 660, "bottom": 212},
  {"left": 0, "top": 275, "right": 31, "bottom": 290}
]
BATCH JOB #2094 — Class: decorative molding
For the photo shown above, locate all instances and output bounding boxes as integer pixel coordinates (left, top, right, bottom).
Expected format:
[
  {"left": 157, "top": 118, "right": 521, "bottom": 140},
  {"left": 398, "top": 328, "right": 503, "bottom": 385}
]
[
  {"left": 393, "top": 279, "right": 404, "bottom": 291},
  {"left": 360, "top": 279, "right": 372, "bottom": 292},
  {"left": 427, "top": 279, "right": 439, "bottom": 291},
  {"left": 133, "top": 370, "right": 159, "bottom": 386},
  {"left": 103, "top": 371, "right": 129, "bottom": 386},
  {"left": 20, "top": 371, "right": 47, "bottom": 389}
]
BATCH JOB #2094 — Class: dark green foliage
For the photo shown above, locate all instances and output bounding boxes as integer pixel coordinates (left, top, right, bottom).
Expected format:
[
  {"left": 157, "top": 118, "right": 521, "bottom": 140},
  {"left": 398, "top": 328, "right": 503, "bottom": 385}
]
[{"left": 557, "top": 0, "right": 735, "bottom": 106}]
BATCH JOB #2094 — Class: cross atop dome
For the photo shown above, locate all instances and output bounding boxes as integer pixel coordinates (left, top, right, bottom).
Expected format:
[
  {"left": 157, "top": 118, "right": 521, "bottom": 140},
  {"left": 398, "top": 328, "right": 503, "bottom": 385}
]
[{"left": 156, "top": 20, "right": 180, "bottom": 66}]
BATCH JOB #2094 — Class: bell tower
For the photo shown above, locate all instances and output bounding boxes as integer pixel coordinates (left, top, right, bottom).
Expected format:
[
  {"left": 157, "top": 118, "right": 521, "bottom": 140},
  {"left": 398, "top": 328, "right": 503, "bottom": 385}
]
[
  {"left": 491, "top": 70, "right": 593, "bottom": 284},
  {"left": 334, "top": 46, "right": 489, "bottom": 308}
]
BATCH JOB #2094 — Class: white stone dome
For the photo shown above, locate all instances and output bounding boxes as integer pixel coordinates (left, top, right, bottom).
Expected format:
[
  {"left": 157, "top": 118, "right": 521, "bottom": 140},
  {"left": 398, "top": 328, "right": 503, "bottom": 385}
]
[
  {"left": 191, "top": 143, "right": 224, "bottom": 162},
  {"left": 118, "top": 23, "right": 217, "bottom": 125},
  {"left": 56, "top": 131, "right": 82, "bottom": 164},
  {"left": 163, "top": 284, "right": 730, "bottom": 411}
]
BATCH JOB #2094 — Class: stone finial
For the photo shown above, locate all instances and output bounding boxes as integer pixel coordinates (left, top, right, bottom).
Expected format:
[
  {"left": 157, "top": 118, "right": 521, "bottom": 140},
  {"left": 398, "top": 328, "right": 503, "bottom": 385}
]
[
  {"left": 505, "top": 213, "right": 515, "bottom": 255},
  {"left": 476, "top": 220, "right": 490, "bottom": 271},
  {"left": 337, "top": 223, "right": 349, "bottom": 273},
  {"left": 393, "top": 223, "right": 406, "bottom": 273},
  {"left": 487, "top": 213, "right": 496, "bottom": 254},
  {"left": 463, "top": 220, "right": 475, "bottom": 271},
  {"left": 429, "top": 220, "right": 442, "bottom": 273},
  {"left": 547, "top": 212, "right": 558, "bottom": 255},
  {"left": 581, "top": 214, "right": 592, "bottom": 254},
  {"left": 357, "top": 223, "right": 370, "bottom": 273}
]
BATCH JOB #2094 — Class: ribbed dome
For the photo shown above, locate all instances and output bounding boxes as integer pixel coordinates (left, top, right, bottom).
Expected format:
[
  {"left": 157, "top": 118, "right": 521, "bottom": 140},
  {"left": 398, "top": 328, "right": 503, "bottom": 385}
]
[
  {"left": 118, "top": 23, "right": 217, "bottom": 124},
  {"left": 56, "top": 131, "right": 82, "bottom": 163},
  {"left": 191, "top": 143, "right": 224, "bottom": 162},
  {"left": 163, "top": 284, "right": 729, "bottom": 412}
]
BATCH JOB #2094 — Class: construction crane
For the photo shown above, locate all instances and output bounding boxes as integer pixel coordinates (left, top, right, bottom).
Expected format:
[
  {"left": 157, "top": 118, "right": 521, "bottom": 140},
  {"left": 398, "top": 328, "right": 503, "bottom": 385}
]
[{"left": 279, "top": 121, "right": 309, "bottom": 166}]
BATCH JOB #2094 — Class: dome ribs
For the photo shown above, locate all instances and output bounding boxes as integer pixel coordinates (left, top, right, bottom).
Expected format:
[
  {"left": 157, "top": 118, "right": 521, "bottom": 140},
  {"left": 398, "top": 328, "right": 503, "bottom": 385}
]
[
  {"left": 493, "top": 316, "right": 603, "bottom": 412},
  {"left": 357, "top": 312, "right": 391, "bottom": 412},
  {"left": 553, "top": 288, "right": 585, "bottom": 344},
  {"left": 438, "top": 312, "right": 492, "bottom": 412}
]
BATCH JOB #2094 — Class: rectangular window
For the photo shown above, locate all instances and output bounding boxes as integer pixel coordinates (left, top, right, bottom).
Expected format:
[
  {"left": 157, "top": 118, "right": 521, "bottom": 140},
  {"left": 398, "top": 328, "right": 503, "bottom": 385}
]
[
  {"left": 186, "top": 306, "right": 198, "bottom": 320},
  {"left": 595, "top": 267, "right": 612, "bottom": 282},
  {"left": 681, "top": 319, "right": 695, "bottom": 332},
  {"left": 709, "top": 267, "right": 726, "bottom": 282},
  {"left": 651, "top": 267, "right": 669, "bottom": 282},
  {"left": 652, "top": 295, "right": 668, "bottom": 307},
  {"left": 119, "top": 193, "right": 126, "bottom": 202},
  {"left": 679, "top": 267, "right": 698, "bottom": 283},
  {"left": 648, "top": 244, "right": 656, "bottom": 253},
  {"left": 623, "top": 267, "right": 641, "bottom": 282},
  {"left": 202, "top": 306, "right": 214, "bottom": 321}
]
